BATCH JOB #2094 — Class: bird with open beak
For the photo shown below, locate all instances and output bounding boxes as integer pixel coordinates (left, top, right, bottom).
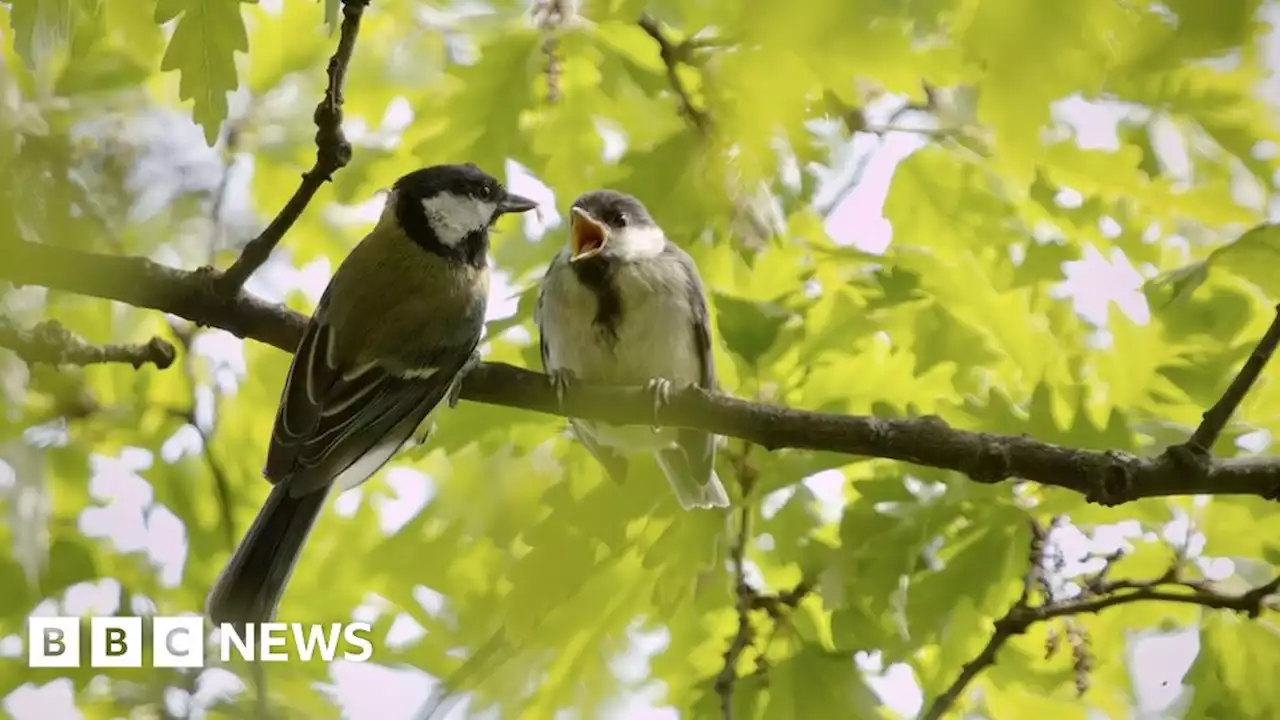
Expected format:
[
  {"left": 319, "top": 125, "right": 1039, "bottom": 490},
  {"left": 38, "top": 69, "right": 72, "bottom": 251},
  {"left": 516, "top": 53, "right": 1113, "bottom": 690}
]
[{"left": 535, "top": 189, "right": 730, "bottom": 510}]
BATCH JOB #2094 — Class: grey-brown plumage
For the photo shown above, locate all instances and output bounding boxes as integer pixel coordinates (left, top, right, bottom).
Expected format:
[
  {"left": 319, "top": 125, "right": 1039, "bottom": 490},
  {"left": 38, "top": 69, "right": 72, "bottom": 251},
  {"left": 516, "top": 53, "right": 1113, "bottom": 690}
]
[
  {"left": 535, "top": 190, "right": 728, "bottom": 510},
  {"left": 207, "top": 164, "right": 536, "bottom": 625}
]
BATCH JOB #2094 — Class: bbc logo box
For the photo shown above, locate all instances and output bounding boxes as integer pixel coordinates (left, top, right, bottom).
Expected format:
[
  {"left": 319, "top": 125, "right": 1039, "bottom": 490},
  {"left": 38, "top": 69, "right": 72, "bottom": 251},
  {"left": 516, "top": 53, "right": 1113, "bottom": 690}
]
[{"left": 28, "top": 616, "right": 207, "bottom": 668}]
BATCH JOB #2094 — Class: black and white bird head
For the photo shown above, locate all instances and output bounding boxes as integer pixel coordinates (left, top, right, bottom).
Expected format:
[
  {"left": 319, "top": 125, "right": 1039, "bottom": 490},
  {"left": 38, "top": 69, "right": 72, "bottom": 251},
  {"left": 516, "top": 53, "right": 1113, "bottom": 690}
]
[
  {"left": 567, "top": 189, "right": 666, "bottom": 263},
  {"left": 388, "top": 163, "right": 537, "bottom": 266}
]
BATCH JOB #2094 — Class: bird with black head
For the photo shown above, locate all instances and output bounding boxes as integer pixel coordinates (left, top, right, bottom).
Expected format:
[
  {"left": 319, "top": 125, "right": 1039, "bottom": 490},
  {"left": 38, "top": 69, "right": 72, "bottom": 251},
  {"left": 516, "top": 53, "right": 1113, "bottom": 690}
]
[{"left": 207, "top": 163, "right": 537, "bottom": 626}]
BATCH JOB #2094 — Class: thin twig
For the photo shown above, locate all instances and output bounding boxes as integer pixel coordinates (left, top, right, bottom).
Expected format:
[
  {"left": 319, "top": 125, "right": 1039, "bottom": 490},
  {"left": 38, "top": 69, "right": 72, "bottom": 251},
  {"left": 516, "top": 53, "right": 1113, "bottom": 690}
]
[
  {"left": 196, "top": 420, "right": 237, "bottom": 550},
  {"left": 746, "top": 581, "right": 812, "bottom": 617},
  {"left": 533, "top": 0, "right": 568, "bottom": 104},
  {"left": 924, "top": 519, "right": 1050, "bottom": 718},
  {"left": 638, "top": 14, "right": 711, "bottom": 136},
  {"left": 1160, "top": 304, "right": 1280, "bottom": 498},
  {"left": 414, "top": 628, "right": 510, "bottom": 720},
  {"left": 715, "top": 511, "right": 752, "bottom": 720},
  {"left": 1186, "top": 304, "right": 1280, "bottom": 452},
  {"left": 715, "top": 445, "right": 759, "bottom": 720},
  {"left": 744, "top": 579, "right": 812, "bottom": 683},
  {"left": 922, "top": 551, "right": 1280, "bottom": 720},
  {"left": 213, "top": 0, "right": 370, "bottom": 294},
  {"left": 817, "top": 96, "right": 940, "bottom": 219},
  {"left": 0, "top": 317, "right": 175, "bottom": 370},
  {"left": 638, "top": 13, "right": 779, "bottom": 246}
]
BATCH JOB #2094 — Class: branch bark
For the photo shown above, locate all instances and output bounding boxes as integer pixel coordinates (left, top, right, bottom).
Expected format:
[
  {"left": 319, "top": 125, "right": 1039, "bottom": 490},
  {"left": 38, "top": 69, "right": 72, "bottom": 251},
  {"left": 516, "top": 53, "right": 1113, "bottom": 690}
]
[
  {"left": 4, "top": 239, "right": 1280, "bottom": 503},
  {"left": 922, "top": 534, "right": 1280, "bottom": 720},
  {"left": 1187, "top": 308, "right": 1280, "bottom": 453},
  {"left": 715, "top": 446, "right": 759, "bottom": 719},
  {"left": 0, "top": 316, "right": 175, "bottom": 370},
  {"left": 638, "top": 14, "right": 712, "bottom": 136},
  {"left": 212, "top": 0, "right": 369, "bottom": 294},
  {"left": 7, "top": 239, "right": 304, "bottom": 351}
]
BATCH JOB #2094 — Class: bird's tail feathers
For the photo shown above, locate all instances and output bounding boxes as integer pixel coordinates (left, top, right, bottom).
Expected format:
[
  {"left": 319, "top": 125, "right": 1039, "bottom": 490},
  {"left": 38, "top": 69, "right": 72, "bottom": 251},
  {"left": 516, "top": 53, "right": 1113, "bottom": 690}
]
[
  {"left": 206, "top": 482, "right": 330, "bottom": 627},
  {"left": 700, "top": 470, "right": 730, "bottom": 508},
  {"left": 656, "top": 449, "right": 731, "bottom": 510}
]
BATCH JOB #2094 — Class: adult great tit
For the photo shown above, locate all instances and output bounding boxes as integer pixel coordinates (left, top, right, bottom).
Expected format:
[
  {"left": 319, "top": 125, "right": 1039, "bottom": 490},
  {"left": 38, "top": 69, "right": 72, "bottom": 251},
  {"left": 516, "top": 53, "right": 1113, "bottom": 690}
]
[
  {"left": 535, "top": 190, "right": 730, "bottom": 510},
  {"left": 206, "top": 164, "right": 537, "bottom": 625}
]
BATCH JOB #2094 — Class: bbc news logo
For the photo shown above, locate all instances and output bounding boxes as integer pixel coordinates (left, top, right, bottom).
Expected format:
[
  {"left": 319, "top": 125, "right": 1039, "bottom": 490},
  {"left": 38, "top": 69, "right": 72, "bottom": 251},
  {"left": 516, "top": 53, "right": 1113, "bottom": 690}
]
[{"left": 27, "top": 617, "right": 373, "bottom": 667}]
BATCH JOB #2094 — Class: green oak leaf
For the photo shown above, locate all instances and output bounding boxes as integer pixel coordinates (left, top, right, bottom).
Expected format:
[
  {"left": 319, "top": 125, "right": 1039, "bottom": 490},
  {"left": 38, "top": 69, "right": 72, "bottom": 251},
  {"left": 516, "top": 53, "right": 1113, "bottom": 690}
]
[{"left": 155, "top": 0, "right": 255, "bottom": 145}]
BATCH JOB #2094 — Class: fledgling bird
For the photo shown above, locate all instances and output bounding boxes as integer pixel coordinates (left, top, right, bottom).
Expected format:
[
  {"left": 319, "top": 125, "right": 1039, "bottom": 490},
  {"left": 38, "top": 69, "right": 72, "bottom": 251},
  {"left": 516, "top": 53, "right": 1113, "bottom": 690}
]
[
  {"left": 206, "top": 164, "right": 537, "bottom": 625},
  {"left": 535, "top": 190, "right": 729, "bottom": 510}
]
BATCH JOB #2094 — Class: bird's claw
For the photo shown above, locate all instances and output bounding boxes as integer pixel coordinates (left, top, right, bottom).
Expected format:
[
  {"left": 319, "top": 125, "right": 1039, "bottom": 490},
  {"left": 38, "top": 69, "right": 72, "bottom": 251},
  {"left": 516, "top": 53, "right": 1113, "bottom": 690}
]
[
  {"left": 447, "top": 351, "right": 482, "bottom": 409},
  {"left": 646, "top": 377, "right": 672, "bottom": 432},
  {"left": 549, "top": 369, "right": 577, "bottom": 410}
]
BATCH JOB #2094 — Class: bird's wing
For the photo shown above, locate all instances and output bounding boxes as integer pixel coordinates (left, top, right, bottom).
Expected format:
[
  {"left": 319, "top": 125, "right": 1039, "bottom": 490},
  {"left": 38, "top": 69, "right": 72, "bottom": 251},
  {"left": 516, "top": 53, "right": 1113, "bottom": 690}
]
[
  {"left": 666, "top": 242, "right": 718, "bottom": 482},
  {"left": 534, "top": 254, "right": 558, "bottom": 375},
  {"left": 536, "top": 252, "right": 629, "bottom": 484},
  {"left": 265, "top": 294, "right": 477, "bottom": 497}
]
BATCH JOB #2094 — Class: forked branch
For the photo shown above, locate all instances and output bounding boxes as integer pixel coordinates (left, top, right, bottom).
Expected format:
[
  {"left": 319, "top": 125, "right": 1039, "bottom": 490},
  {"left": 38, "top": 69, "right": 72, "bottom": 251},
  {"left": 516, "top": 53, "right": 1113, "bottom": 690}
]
[{"left": 923, "top": 526, "right": 1280, "bottom": 720}]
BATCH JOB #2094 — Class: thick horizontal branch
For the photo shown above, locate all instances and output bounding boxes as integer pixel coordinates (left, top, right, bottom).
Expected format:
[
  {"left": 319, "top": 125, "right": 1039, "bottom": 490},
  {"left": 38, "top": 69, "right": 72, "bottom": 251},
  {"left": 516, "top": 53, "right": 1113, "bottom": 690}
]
[
  {"left": 0, "top": 316, "right": 175, "bottom": 370},
  {"left": 465, "top": 365, "right": 1280, "bottom": 503},
  {"left": 6, "top": 240, "right": 304, "bottom": 351},
  {"left": 4, "top": 240, "right": 1280, "bottom": 503}
]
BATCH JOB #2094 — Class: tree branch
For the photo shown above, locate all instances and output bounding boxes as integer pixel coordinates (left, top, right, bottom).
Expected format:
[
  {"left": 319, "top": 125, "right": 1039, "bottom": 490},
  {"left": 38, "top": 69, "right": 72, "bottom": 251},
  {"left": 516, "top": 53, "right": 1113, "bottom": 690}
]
[
  {"left": 212, "top": 0, "right": 369, "bottom": 294},
  {"left": 747, "top": 581, "right": 812, "bottom": 617},
  {"left": 715, "top": 446, "right": 759, "bottom": 719},
  {"left": 4, "top": 239, "right": 1280, "bottom": 503},
  {"left": 0, "top": 316, "right": 175, "bottom": 370},
  {"left": 533, "top": 0, "right": 568, "bottom": 104},
  {"left": 1187, "top": 305, "right": 1280, "bottom": 453},
  {"left": 638, "top": 14, "right": 711, "bottom": 137},
  {"left": 638, "top": 14, "right": 783, "bottom": 248},
  {"left": 7, "top": 239, "right": 304, "bottom": 351},
  {"left": 922, "top": 544, "right": 1280, "bottom": 720}
]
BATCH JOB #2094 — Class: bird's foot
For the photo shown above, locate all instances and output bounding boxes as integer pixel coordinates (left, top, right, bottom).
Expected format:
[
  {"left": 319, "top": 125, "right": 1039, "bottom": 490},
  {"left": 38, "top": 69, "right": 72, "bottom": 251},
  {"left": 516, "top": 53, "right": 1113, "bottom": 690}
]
[
  {"left": 447, "top": 351, "right": 482, "bottom": 409},
  {"left": 645, "top": 377, "right": 673, "bottom": 432},
  {"left": 548, "top": 368, "right": 578, "bottom": 410}
]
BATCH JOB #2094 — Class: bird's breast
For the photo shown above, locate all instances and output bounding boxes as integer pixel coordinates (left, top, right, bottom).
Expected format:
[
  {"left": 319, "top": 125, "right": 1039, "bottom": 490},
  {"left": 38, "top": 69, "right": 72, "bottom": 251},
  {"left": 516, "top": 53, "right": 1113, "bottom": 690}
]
[{"left": 540, "top": 258, "right": 701, "bottom": 387}]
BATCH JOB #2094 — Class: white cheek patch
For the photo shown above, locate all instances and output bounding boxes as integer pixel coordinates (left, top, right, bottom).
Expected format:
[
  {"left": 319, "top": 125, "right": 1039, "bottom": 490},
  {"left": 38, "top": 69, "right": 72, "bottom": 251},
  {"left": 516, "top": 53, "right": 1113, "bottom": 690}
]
[
  {"left": 420, "top": 192, "right": 496, "bottom": 247},
  {"left": 613, "top": 224, "right": 667, "bottom": 258}
]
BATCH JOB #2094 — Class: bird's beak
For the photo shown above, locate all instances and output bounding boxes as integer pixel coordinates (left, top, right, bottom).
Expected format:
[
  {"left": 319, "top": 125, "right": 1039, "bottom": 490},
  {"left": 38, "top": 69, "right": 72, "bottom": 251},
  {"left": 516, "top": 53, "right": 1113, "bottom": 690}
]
[
  {"left": 496, "top": 192, "right": 539, "bottom": 215},
  {"left": 570, "top": 207, "right": 608, "bottom": 261}
]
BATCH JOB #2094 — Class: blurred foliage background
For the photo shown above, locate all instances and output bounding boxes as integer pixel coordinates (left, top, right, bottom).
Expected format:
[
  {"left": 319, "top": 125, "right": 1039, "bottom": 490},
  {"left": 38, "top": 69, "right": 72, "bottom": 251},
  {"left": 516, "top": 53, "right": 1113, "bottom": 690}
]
[{"left": 1, "top": 0, "right": 1280, "bottom": 718}]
